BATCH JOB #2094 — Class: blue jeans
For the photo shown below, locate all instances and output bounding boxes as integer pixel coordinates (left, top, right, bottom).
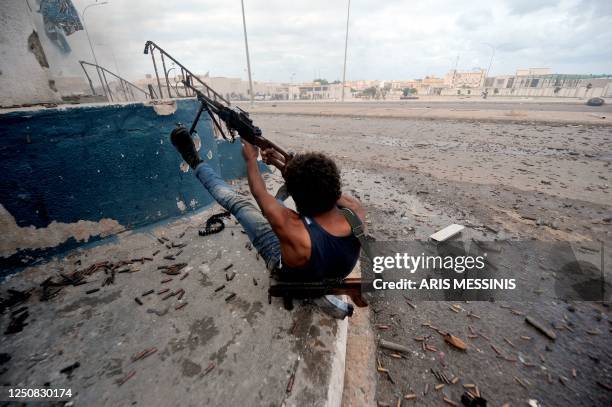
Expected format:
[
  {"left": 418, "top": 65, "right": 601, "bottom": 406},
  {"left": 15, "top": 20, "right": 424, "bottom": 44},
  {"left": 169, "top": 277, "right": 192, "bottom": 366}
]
[{"left": 195, "top": 163, "right": 281, "bottom": 270}]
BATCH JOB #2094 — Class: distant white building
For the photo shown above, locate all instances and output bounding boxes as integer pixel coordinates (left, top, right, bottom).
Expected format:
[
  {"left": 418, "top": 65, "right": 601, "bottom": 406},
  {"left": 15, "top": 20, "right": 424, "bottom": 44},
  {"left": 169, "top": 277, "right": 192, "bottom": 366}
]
[
  {"left": 515, "top": 68, "right": 552, "bottom": 76},
  {"left": 287, "top": 82, "right": 351, "bottom": 100}
]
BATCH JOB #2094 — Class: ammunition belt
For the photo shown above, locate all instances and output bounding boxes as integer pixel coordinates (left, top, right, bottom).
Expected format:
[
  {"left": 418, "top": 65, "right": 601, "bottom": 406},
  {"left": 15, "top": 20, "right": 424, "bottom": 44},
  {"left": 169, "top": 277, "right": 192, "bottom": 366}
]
[{"left": 198, "top": 212, "right": 231, "bottom": 236}]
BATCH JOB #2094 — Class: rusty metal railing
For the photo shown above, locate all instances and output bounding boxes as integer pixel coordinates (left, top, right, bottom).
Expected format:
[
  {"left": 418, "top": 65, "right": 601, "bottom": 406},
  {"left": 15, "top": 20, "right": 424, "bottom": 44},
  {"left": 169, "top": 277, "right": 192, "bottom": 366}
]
[
  {"left": 79, "top": 61, "right": 151, "bottom": 102},
  {"left": 143, "top": 41, "right": 229, "bottom": 104}
]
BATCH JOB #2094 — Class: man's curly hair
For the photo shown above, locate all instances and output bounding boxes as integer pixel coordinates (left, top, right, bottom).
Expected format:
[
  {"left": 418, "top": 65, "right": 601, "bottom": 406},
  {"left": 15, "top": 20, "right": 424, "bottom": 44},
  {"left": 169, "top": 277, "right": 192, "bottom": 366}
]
[{"left": 284, "top": 152, "right": 341, "bottom": 217}]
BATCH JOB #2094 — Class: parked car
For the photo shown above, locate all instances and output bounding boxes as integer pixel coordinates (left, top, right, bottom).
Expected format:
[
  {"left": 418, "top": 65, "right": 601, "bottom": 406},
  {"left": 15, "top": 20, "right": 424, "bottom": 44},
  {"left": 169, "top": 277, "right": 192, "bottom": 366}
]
[{"left": 586, "top": 97, "right": 605, "bottom": 106}]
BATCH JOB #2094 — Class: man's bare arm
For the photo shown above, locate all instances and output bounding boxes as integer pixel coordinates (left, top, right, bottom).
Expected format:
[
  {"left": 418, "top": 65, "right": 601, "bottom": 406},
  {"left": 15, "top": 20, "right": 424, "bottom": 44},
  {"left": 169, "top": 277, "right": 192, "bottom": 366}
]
[{"left": 243, "top": 142, "right": 290, "bottom": 233}]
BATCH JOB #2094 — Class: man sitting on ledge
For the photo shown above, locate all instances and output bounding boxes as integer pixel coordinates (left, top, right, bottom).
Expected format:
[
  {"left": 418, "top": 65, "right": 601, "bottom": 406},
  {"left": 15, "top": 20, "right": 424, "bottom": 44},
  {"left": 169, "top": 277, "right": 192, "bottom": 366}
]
[{"left": 170, "top": 127, "right": 365, "bottom": 318}]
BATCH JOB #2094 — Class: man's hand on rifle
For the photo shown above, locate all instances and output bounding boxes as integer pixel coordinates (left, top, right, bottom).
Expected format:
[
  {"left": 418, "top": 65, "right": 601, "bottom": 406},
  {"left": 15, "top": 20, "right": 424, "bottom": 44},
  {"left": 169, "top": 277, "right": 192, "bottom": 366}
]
[
  {"left": 261, "top": 148, "right": 288, "bottom": 175},
  {"left": 241, "top": 140, "right": 259, "bottom": 162}
]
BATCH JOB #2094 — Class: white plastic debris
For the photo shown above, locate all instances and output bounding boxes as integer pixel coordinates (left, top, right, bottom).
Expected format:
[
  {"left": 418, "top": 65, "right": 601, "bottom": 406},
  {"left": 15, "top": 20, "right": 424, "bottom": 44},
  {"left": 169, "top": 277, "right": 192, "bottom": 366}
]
[{"left": 429, "top": 224, "right": 465, "bottom": 242}]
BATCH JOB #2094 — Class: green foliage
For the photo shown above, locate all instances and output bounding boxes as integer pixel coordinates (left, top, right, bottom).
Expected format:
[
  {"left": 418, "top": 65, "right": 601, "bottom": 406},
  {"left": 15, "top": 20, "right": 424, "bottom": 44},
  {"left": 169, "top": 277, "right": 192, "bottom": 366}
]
[{"left": 362, "top": 87, "right": 377, "bottom": 97}]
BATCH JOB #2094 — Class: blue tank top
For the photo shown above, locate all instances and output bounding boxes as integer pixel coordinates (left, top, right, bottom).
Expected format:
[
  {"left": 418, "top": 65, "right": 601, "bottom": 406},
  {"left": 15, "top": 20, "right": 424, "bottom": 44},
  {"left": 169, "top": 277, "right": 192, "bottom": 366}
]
[{"left": 279, "top": 216, "right": 361, "bottom": 281}]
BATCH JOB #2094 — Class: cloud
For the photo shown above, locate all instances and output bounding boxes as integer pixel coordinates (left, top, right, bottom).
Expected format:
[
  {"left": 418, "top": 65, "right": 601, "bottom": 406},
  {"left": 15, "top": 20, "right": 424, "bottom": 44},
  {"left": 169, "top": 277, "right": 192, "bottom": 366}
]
[{"left": 73, "top": 0, "right": 612, "bottom": 82}]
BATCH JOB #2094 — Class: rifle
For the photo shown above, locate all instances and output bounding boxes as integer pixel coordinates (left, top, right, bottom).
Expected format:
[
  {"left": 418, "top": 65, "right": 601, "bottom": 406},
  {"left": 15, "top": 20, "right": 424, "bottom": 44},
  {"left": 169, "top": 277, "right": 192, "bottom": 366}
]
[
  {"left": 268, "top": 277, "right": 369, "bottom": 311},
  {"left": 182, "top": 80, "right": 291, "bottom": 171}
]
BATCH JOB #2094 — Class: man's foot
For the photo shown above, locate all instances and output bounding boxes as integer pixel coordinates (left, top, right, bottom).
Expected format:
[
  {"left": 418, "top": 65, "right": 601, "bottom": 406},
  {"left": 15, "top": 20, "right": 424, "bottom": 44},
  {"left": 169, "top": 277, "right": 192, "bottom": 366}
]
[
  {"left": 313, "top": 295, "right": 353, "bottom": 319},
  {"left": 170, "top": 127, "right": 202, "bottom": 169}
]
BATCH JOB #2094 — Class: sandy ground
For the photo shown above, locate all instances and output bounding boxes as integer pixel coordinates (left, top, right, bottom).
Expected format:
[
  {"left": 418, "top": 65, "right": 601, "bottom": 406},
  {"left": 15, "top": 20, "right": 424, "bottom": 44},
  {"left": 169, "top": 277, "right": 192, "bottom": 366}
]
[{"left": 251, "top": 103, "right": 611, "bottom": 407}]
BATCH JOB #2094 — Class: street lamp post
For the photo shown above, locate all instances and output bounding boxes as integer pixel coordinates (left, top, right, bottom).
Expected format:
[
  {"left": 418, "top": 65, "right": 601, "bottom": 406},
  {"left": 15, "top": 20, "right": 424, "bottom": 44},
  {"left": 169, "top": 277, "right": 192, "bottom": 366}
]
[
  {"left": 341, "top": 0, "right": 351, "bottom": 102},
  {"left": 240, "top": 0, "right": 254, "bottom": 107},
  {"left": 82, "top": 1, "right": 108, "bottom": 96}
]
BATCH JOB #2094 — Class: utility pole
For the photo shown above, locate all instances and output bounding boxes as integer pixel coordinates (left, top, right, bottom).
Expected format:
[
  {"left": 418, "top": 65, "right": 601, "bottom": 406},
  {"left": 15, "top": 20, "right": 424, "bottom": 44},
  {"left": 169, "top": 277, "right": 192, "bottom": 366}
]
[
  {"left": 341, "top": 0, "right": 351, "bottom": 102},
  {"left": 482, "top": 42, "right": 495, "bottom": 86},
  {"left": 452, "top": 54, "right": 459, "bottom": 88},
  {"left": 240, "top": 0, "right": 254, "bottom": 106}
]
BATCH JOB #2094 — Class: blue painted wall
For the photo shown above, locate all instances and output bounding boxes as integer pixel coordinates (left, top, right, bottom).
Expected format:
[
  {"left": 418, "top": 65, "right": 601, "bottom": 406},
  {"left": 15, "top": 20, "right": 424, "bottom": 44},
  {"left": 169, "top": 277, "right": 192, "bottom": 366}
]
[{"left": 0, "top": 98, "right": 252, "bottom": 271}]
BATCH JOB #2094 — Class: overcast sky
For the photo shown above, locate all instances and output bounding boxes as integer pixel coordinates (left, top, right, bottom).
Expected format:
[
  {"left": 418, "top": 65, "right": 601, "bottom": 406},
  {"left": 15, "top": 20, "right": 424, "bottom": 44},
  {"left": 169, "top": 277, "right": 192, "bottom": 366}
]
[{"left": 75, "top": 0, "right": 612, "bottom": 82}]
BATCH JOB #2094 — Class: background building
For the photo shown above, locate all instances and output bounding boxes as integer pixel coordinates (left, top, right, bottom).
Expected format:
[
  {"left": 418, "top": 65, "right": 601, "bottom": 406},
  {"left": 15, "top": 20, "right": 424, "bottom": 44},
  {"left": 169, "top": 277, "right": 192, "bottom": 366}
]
[{"left": 444, "top": 69, "right": 486, "bottom": 89}]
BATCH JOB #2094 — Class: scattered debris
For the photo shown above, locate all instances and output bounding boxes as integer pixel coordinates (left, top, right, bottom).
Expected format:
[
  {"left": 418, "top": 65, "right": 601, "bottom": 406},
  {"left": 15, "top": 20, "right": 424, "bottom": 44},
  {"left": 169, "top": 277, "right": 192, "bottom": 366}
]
[
  {"left": 159, "top": 263, "right": 187, "bottom": 275},
  {"left": 203, "top": 362, "right": 215, "bottom": 376},
  {"left": 380, "top": 339, "right": 411, "bottom": 353},
  {"left": 525, "top": 316, "right": 557, "bottom": 340},
  {"left": 60, "top": 362, "right": 80, "bottom": 376},
  {"left": 461, "top": 392, "right": 487, "bottom": 407},
  {"left": 286, "top": 360, "right": 299, "bottom": 394},
  {"left": 443, "top": 396, "right": 459, "bottom": 406},
  {"left": 146, "top": 307, "right": 169, "bottom": 317},
  {"left": 132, "top": 347, "right": 157, "bottom": 362},
  {"left": 176, "top": 289, "right": 185, "bottom": 301},
  {"left": 513, "top": 375, "right": 528, "bottom": 389},
  {"left": 4, "top": 310, "right": 29, "bottom": 335},
  {"left": 116, "top": 370, "right": 136, "bottom": 386},
  {"left": 596, "top": 381, "right": 612, "bottom": 391},
  {"left": 444, "top": 333, "right": 468, "bottom": 351}
]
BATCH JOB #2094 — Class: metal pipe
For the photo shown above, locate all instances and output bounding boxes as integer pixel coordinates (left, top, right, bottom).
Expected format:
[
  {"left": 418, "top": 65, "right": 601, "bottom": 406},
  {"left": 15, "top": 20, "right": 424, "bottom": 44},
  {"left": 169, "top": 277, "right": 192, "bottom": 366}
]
[
  {"left": 95, "top": 66, "right": 108, "bottom": 99},
  {"left": 100, "top": 69, "right": 113, "bottom": 102},
  {"left": 81, "top": 61, "right": 149, "bottom": 99},
  {"left": 160, "top": 52, "right": 172, "bottom": 98},
  {"left": 149, "top": 48, "right": 164, "bottom": 99},
  {"left": 79, "top": 61, "right": 96, "bottom": 96},
  {"left": 143, "top": 41, "right": 228, "bottom": 104}
]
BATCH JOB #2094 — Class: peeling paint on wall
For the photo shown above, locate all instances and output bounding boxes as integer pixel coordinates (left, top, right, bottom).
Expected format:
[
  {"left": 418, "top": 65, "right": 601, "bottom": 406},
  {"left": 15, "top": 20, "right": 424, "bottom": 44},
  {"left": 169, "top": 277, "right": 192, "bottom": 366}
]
[
  {"left": 0, "top": 204, "right": 124, "bottom": 258},
  {"left": 27, "top": 31, "right": 50, "bottom": 68},
  {"left": 0, "top": 99, "right": 252, "bottom": 270},
  {"left": 150, "top": 100, "right": 177, "bottom": 115}
]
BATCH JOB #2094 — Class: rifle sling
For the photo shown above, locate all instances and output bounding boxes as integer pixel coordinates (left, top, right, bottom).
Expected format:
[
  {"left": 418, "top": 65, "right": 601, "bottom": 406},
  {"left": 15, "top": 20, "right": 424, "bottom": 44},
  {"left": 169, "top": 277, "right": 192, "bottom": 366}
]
[{"left": 340, "top": 207, "right": 372, "bottom": 260}]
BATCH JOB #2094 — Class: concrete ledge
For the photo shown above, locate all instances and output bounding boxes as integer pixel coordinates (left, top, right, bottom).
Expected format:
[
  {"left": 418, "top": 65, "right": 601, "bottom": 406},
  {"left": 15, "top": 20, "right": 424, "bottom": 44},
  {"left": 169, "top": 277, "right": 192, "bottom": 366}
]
[{"left": 0, "top": 198, "right": 348, "bottom": 406}]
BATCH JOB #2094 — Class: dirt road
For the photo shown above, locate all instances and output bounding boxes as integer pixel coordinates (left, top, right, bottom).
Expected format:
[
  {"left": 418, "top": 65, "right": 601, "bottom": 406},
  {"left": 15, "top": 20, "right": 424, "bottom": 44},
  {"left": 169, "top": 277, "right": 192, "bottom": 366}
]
[{"left": 252, "top": 108, "right": 612, "bottom": 406}]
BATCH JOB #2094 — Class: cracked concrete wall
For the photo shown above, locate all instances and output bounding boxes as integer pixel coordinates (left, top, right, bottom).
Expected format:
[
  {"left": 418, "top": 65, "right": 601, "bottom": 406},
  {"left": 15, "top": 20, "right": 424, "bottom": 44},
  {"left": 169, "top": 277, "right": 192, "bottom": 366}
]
[
  {"left": 0, "top": 0, "right": 62, "bottom": 106},
  {"left": 0, "top": 99, "right": 248, "bottom": 272}
]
